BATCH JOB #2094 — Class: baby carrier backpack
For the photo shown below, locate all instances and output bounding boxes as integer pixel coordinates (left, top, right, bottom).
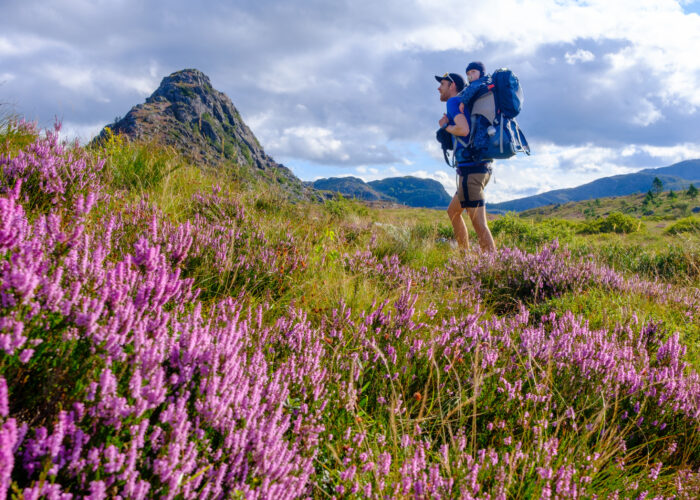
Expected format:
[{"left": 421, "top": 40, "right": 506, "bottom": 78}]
[{"left": 461, "top": 69, "right": 530, "bottom": 161}]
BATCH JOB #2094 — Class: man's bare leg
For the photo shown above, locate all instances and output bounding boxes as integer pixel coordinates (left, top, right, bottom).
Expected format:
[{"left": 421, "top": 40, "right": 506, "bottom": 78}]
[
  {"left": 466, "top": 205, "right": 496, "bottom": 252},
  {"left": 447, "top": 194, "right": 470, "bottom": 249}
]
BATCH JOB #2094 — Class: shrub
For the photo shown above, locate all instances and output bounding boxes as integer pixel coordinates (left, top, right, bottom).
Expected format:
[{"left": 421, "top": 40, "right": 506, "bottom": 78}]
[
  {"left": 491, "top": 213, "right": 577, "bottom": 249},
  {"left": 585, "top": 242, "right": 700, "bottom": 282},
  {"left": 324, "top": 194, "right": 368, "bottom": 219},
  {"left": 666, "top": 216, "right": 700, "bottom": 235},
  {"left": 0, "top": 122, "right": 103, "bottom": 214},
  {"left": 411, "top": 221, "right": 435, "bottom": 241},
  {"left": 580, "top": 211, "right": 641, "bottom": 234},
  {"left": 3, "top": 123, "right": 700, "bottom": 499},
  {"left": 436, "top": 222, "right": 454, "bottom": 239},
  {"left": 0, "top": 116, "right": 38, "bottom": 157},
  {"left": 92, "top": 128, "right": 181, "bottom": 191}
]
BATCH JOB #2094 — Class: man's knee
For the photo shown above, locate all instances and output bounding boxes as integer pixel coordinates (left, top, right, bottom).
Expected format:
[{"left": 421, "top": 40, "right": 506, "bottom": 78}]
[{"left": 467, "top": 207, "right": 488, "bottom": 227}]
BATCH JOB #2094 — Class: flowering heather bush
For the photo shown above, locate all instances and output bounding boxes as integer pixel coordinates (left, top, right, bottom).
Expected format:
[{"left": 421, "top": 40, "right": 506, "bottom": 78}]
[
  {"left": 1, "top": 130, "right": 699, "bottom": 498},
  {"left": 185, "top": 187, "right": 304, "bottom": 300},
  {"left": 316, "top": 291, "right": 700, "bottom": 497},
  {"left": 0, "top": 122, "right": 103, "bottom": 214},
  {"left": 0, "top": 136, "right": 323, "bottom": 497}
]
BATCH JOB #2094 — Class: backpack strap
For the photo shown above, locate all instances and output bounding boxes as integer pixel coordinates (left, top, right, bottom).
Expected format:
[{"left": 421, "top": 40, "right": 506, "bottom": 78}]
[
  {"left": 455, "top": 137, "right": 469, "bottom": 149},
  {"left": 445, "top": 135, "right": 471, "bottom": 167}
]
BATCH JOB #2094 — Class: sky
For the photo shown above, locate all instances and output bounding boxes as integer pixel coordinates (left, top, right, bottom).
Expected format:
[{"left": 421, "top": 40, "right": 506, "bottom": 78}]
[{"left": 1, "top": 0, "right": 699, "bottom": 203}]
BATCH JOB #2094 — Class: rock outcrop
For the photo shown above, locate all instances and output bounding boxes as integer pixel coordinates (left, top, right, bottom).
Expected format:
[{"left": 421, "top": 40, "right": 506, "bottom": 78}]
[{"left": 95, "top": 69, "right": 307, "bottom": 197}]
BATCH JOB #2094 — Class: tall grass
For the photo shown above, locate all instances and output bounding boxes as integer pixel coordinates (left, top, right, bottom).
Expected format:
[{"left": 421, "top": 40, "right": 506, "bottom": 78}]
[{"left": 1, "top": 126, "right": 699, "bottom": 498}]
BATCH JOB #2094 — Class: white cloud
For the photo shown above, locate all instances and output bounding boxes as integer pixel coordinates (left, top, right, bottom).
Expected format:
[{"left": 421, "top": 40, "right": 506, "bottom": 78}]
[
  {"left": 59, "top": 121, "right": 104, "bottom": 144},
  {"left": 2, "top": 0, "right": 700, "bottom": 194},
  {"left": 565, "top": 49, "right": 595, "bottom": 64},
  {"left": 635, "top": 142, "right": 700, "bottom": 162},
  {"left": 395, "top": 1, "right": 700, "bottom": 108},
  {"left": 45, "top": 65, "right": 97, "bottom": 94},
  {"left": 631, "top": 98, "right": 663, "bottom": 126},
  {"left": 44, "top": 63, "right": 158, "bottom": 102},
  {"left": 410, "top": 168, "right": 454, "bottom": 195},
  {"left": 486, "top": 140, "right": 700, "bottom": 203},
  {"left": 0, "top": 34, "right": 55, "bottom": 56},
  {"left": 272, "top": 125, "right": 347, "bottom": 162}
]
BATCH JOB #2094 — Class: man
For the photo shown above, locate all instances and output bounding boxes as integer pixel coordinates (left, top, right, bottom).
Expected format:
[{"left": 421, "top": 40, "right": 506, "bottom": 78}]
[{"left": 436, "top": 68, "right": 496, "bottom": 252}]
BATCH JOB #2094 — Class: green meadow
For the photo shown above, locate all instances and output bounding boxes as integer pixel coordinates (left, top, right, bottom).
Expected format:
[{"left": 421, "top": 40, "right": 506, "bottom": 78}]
[{"left": 1, "top": 119, "right": 699, "bottom": 498}]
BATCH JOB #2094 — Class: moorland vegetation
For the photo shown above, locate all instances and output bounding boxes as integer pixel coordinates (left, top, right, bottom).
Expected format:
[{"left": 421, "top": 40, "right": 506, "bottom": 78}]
[{"left": 0, "top": 117, "right": 699, "bottom": 498}]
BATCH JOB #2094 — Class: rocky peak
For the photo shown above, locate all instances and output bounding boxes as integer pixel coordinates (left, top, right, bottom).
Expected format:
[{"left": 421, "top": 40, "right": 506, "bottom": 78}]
[
  {"left": 157, "top": 68, "right": 212, "bottom": 89},
  {"left": 95, "top": 69, "right": 307, "bottom": 197}
]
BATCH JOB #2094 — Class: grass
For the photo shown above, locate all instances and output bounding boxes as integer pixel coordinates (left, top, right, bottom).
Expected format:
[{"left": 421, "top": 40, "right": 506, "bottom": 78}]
[{"left": 2, "top": 125, "right": 699, "bottom": 498}]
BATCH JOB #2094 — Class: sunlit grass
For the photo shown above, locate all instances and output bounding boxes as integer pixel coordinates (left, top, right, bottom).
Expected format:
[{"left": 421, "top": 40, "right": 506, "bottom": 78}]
[{"left": 1, "top": 127, "right": 699, "bottom": 498}]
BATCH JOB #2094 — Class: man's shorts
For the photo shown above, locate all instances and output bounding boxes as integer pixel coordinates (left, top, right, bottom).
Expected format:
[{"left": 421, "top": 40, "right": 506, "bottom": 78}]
[{"left": 456, "top": 163, "right": 492, "bottom": 208}]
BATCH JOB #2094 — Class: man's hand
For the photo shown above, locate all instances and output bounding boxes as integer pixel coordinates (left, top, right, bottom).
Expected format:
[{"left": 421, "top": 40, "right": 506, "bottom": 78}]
[
  {"left": 459, "top": 102, "right": 465, "bottom": 114},
  {"left": 439, "top": 114, "right": 449, "bottom": 128}
]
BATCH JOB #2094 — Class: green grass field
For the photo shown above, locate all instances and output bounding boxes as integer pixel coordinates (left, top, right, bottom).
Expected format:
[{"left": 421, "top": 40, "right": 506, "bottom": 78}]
[{"left": 1, "top": 121, "right": 699, "bottom": 498}]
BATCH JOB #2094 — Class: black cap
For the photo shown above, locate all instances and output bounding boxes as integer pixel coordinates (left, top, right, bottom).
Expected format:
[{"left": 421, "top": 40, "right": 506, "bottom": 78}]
[
  {"left": 466, "top": 61, "right": 485, "bottom": 78},
  {"left": 434, "top": 72, "right": 465, "bottom": 92}
]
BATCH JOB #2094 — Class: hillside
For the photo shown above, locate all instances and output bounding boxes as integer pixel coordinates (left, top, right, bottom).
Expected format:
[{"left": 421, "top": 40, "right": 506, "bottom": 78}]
[
  {"left": 2, "top": 116, "right": 699, "bottom": 497},
  {"left": 311, "top": 176, "right": 391, "bottom": 202},
  {"left": 313, "top": 175, "right": 452, "bottom": 208},
  {"left": 490, "top": 159, "right": 700, "bottom": 213},
  {"left": 516, "top": 188, "right": 700, "bottom": 221},
  {"left": 94, "top": 68, "right": 309, "bottom": 198}
]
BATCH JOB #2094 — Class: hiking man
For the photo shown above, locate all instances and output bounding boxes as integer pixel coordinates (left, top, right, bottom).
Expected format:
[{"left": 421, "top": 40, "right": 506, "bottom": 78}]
[{"left": 436, "top": 67, "right": 496, "bottom": 252}]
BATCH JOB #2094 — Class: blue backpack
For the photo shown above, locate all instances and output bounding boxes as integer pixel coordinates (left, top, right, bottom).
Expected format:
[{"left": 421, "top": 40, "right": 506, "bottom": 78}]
[
  {"left": 491, "top": 68, "right": 523, "bottom": 118},
  {"left": 459, "top": 68, "right": 530, "bottom": 161}
]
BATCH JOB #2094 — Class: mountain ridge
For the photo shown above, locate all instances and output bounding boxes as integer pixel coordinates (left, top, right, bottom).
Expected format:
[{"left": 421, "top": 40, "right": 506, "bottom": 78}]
[
  {"left": 311, "top": 175, "right": 452, "bottom": 208},
  {"left": 490, "top": 159, "right": 700, "bottom": 213}
]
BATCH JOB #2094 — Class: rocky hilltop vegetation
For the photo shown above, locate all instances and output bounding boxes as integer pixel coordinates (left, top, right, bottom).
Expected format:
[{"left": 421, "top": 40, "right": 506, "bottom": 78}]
[{"left": 95, "top": 68, "right": 308, "bottom": 197}]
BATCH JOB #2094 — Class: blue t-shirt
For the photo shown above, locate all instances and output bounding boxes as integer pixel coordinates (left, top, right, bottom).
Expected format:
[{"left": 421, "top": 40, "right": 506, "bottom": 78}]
[{"left": 445, "top": 96, "right": 471, "bottom": 160}]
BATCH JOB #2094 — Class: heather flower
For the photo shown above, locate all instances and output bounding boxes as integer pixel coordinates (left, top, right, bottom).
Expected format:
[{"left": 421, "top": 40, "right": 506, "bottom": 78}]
[{"left": 1, "top": 128, "right": 699, "bottom": 499}]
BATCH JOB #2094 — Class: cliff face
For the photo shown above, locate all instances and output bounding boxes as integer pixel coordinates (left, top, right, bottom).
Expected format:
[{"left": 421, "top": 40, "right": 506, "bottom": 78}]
[{"left": 95, "top": 68, "right": 307, "bottom": 196}]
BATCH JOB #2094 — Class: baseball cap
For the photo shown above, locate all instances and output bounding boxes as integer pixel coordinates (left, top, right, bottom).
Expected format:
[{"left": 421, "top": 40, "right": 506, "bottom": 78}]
[{"left": 434, "top": 72, "right": 465, "bottom": 92}]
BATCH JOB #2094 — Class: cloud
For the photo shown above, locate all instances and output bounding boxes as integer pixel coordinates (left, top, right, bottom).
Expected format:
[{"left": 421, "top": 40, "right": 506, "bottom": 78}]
[
  {"left": 631, "top": 99, "right": 663, "bottom": 127},
  {"left": 1, "top": 0, "right": 699, "bottom": 202},
  {"left": 565, "top": 49, "right": 595, "bottom": 64},
  {"left": 273, "top": 126, "right": 348, "bottom": 162},
  {"left": 58, "top": 121, "right": 104, "bottom": 145},
  {"left": 264, "top": 125, "right": 400, "bottom": 166},
  {"left": 408, "top": 169, "right": 454, "bottom": 195},
  {"left": 485, "top": 139, "right": 700, "bottom": 203}
]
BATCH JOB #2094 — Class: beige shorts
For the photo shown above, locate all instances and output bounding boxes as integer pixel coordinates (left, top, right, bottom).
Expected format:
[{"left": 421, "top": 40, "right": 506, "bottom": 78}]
[{"left": 456, "top": 164, "right": 492, "bottom": 208}]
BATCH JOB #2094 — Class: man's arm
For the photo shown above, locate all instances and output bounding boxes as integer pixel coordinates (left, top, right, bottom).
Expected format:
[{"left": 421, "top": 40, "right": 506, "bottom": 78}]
[
  {"left": 442, "top": 98, "right": 470, "bottom": 137},
  {"left": 449, "top": 113, "right": 470, "bottom": 137}
]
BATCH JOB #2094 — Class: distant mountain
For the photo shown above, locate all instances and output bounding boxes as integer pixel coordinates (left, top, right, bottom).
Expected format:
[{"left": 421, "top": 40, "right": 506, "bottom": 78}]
[
  {"left": 312, "top": 176, "right": 452, "bottom": 208},
  {"left": 490, "top": 159, "right": 700, "bottom": 213},
  {"left": 312, "top": 176, "right": 391, "bottom": 202},
  {"left": 93, "top": 68, "right": 309, "bottom": 198},
  {"left": 369, "top": 177, "right": 452, "bottom": 208}
]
